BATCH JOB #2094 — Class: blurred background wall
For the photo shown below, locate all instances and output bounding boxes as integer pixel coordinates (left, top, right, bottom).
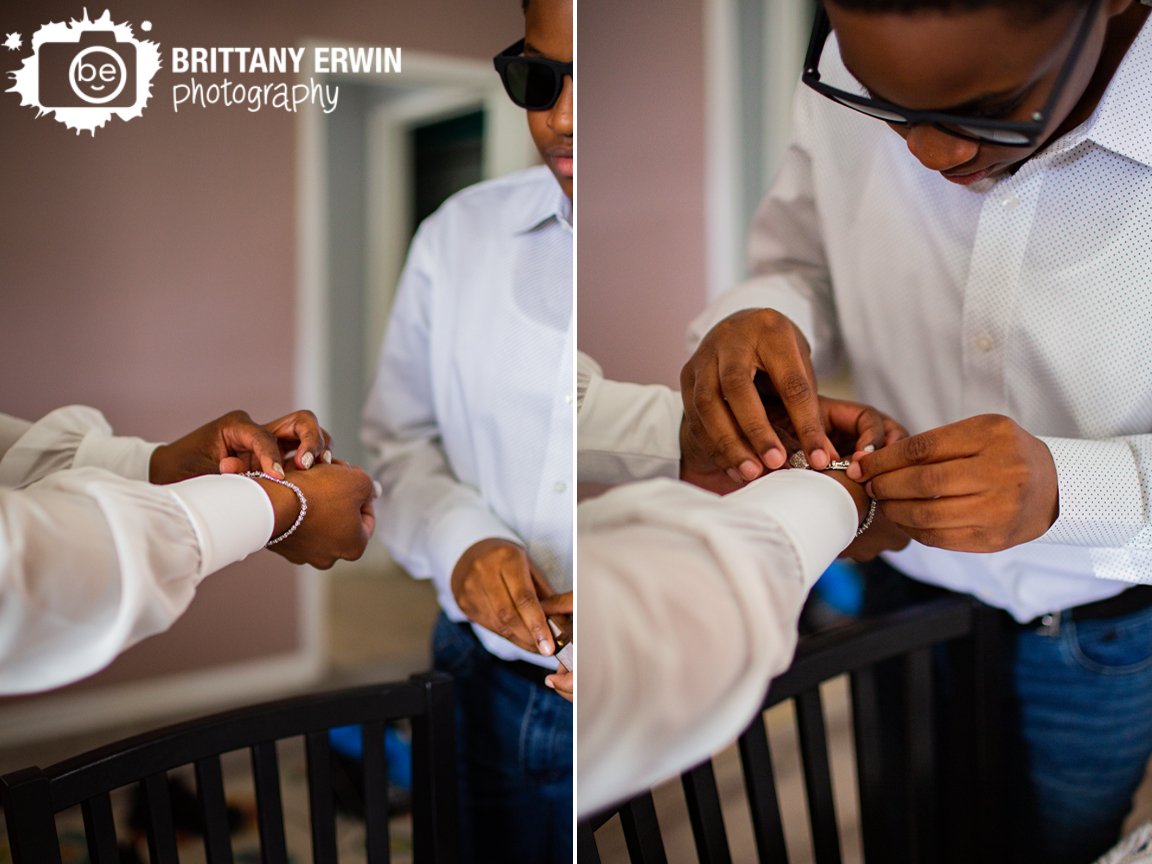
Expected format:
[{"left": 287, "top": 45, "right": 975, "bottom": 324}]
[
  {"left": 0, "top": 0, "right": 531, "bottom": 745},
  {"left": 578, "top": 0, "right": 812, "bottom": 388}
]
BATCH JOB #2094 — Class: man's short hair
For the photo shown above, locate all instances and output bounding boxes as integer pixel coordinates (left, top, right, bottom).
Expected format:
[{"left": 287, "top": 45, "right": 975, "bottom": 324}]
[{"left": 829, "top": 0, "right": 1079, "bottom": 21}]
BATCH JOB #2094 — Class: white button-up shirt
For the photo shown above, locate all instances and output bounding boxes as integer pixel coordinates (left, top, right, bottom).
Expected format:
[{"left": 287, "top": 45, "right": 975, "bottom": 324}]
[
  {"left": 692, "top": 19, "right": 1152, "bottom": 622},
  {"left": 363, "top": 166, "right": 573, "bottom": 667}
]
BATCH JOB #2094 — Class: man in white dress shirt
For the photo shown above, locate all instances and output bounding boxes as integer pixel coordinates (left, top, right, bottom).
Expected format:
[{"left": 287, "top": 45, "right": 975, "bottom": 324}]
[
  {"left": 361, "top": 1, "right": 572, "bottom": 860},
  {"left": 679, "top": 0, "right": 1152, "bottom": 859},
  {"left": 0, "top": 406, "right": 375, "bottom": 694}
]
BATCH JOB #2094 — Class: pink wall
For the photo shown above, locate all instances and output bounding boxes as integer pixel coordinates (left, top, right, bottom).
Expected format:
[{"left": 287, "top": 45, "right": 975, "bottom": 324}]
[
  {"left": 578, "top": 0, "right": 709, "bottom": 388},
  {"left": 0, "top": 1, "right": 522, "bottom": 696}
]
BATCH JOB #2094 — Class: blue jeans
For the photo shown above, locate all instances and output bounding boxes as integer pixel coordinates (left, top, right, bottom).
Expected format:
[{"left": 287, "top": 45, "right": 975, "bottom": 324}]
[
  {"left": 859, "top": 562, "right": 1152, "bottom": 863},
  {"left": 432, "top": 613, "right": 572, "bottom": 864},
  {"left": 1014, "top": 606, "right": 1152, "bottom": 863}
]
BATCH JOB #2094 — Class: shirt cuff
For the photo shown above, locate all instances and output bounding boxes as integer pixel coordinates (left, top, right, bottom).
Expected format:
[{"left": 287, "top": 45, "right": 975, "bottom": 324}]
[
  {"left": 732, "top": 469, "right": 858, "bottom": 587},
  {"left": 74, "top": 432, "right": 159, "bottom": 482},
  {"left": 168, "top": 474, "right": 274, "bottom": 578},
  {"left": 426, "top": 502, "right": 522, "bottom": 592},
  {"left": 1040, "top": 436, "right": 1144, "bottom": 547}
]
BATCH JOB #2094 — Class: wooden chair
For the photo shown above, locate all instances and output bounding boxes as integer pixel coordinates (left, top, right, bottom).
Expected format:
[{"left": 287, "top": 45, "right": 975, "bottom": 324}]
[
  {"left": 1, "top": 671, "right": 457, "bottom": 864},
  {"left": 579, "top": 597, "right": 1010, "bottom": 864}
]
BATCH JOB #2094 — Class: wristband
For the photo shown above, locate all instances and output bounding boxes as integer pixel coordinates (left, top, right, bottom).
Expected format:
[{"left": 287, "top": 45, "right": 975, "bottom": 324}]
[
  {"left": 244, "top": 471, "right": 308, "bottom": 546},
  {"left": 787, "top": 451, "right": 875, "bottom": 536}
]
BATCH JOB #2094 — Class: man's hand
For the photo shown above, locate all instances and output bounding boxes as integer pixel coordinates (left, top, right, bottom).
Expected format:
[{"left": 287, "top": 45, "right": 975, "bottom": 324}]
[
  {"left": 818, "top": 469, "right": 909, "bottom": 560},
  {"left": 151, "top": 409, "right": 332, "bottom": 484},
  {"left": 681, "top": 391, "right": 907, "bottom": 494},
  {"left": 253, "top": 462, "right": 376, "bottom": 569},
  {"left": 682, "top": 308, "right": 832, "bottom": 480},
  {"left": 451, "top": 538, "right": 556, "bottom": 656},
  {"left": 541, "top": 591, "right": 573, "bottom": 702},
  {"left": 848, "top": 414, "right": 1059, "bottom": 553}
]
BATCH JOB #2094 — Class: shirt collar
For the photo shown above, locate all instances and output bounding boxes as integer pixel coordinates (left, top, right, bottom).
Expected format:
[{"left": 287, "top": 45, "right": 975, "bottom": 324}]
[
  {"left": 1070, "top": 13, "right": 1152, "bottom": 167},
  {"left": 513, "top": 173, "right": 572, "bottom": 235}
]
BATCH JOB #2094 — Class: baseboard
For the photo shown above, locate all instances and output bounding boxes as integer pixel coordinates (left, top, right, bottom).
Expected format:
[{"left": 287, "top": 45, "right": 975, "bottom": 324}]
[{"left": 0, "top": 649, "right": 325, "bottom": 749}]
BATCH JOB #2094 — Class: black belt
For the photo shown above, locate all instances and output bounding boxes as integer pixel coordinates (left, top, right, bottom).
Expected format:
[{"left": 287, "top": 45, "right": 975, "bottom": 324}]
[
  {"left": 1020, "top": 584, "right": 1152, "bottom": 629},
  {"left": 455, "top": 622, "right": 552, "bottom": 687}
]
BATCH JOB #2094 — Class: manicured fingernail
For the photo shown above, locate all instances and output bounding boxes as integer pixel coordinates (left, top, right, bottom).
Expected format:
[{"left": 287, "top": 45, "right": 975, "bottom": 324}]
[
  {"left": 865, "top": 481, "right": 875, "bottom": 497},
  {"left": 538, "top": 639, "right": 554, "bottom": 656},
  {"left": 863, "top": 444, "right": 876, "bottom": 454},
  {"left": 301, "top": 451, "right": 314, "bottom": 469},
  {"left": 272, "top": 462, "right": 285, "bottom": 478},
  {"left": 810, "top": 448, "right": 828, "bottom": 469},
  {"left": 762, "top": 449, "right": 785, "bottom": 470},
  {"left": 738, "top": 460, "right": 761, "bottom": 480},
  {"left": 847, "top": 463, "right": 863, "bottom": 480},
  {"left": 544, "top": 677, "right": 556, "bottom": 689},
  {"left": 373, "top": 480, "right": 383, "bottom": 499},
  {"left": 725, "top": 468, "right": 743, "bottom": 484},
  {"left": 322, "top": 449, "right": 333, "bottom": 464}
]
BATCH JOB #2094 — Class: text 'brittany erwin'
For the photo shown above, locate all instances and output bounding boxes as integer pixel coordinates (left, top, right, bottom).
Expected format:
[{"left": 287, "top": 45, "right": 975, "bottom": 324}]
[{"left": 170, "top": 46, "right": 402, "bottom": 76}]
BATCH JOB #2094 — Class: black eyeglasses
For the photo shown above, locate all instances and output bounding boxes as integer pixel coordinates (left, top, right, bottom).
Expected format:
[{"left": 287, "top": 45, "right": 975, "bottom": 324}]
[
  {"left": 493, "top": 39, "right": 573, "bottom": 111},
  {"left": 800, "top": 0, "right": 1100, "bottom": 147}
]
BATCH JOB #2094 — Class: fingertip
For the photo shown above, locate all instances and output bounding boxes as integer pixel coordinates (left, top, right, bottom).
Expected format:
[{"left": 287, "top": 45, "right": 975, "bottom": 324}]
[
  {"left": 373, "top": 480, "right": 383, "bottom": 499},
  {"left": 537, "top": 638, "right": 554, "bottom": 656},
  {"left": 544, "top": 677, "right": 556, "bottom": 690},
  {"left": 323, "top": 449, "right": 333, "bottom": 464},
  {"left": 272, "top": 462, "right": 285, "bottom": 479},
  {"left": 846, "top": 462, "right": 863, "bottom": 481},
  {"left": 738, "top": 460, "right": 762, "bottom": 481},
  {"left": 300, "top": 451, "right": 315, "bottom": 470},
  {"left": 810, "top": 448, "right": 829, "bottom": 470},
  {"left": 725, "top": 468, "right": 744, "bottom": 485},
  {"left": 863, "top": 444, "right": 876, "bottom": 453},
  {"left": 761, "top": 449, "right": 785, "bottom": 470}
]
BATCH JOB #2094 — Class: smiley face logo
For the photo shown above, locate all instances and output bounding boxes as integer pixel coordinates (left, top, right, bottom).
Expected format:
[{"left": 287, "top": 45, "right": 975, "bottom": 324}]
[
  {"left": 6, "top": 10, "right": 161, "bottom": 135},
  {"left": 69, "top": 45, "right": 128, "bottom": 104}
]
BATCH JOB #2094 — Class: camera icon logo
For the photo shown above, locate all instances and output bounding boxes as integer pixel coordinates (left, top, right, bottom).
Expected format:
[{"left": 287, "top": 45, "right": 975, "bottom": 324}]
[
  {"left": 39, "top": 30, "right": 136, "bottom": 108},
  {"left": 6, "top": 10, "right": 161, "bottom": 135}
]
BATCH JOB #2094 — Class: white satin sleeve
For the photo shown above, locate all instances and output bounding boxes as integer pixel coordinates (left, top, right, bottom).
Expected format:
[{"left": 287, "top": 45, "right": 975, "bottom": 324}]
[
  {"left": 576, "top": 352, "right": 682, "bottom": 484},
  {"left": 577, "top": 469, "right": 857, "bottom": 815},
  {"left": 0, "top": 410, "right": 273, "bottom": 694}
]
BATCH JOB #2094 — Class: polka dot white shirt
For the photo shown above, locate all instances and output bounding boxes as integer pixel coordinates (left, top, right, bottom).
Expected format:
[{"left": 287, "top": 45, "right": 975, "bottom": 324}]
[{"left": 692, "top": 17, "right": 1152, "bottom": 621}]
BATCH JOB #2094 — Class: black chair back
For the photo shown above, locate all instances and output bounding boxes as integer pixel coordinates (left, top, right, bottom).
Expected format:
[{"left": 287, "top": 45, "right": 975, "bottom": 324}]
[
  {"left": 2, "top": 671, "right": 456, "bottom": 864},
  {"left": 580, "top": 597, "right": 1010, "bottom": 864}
]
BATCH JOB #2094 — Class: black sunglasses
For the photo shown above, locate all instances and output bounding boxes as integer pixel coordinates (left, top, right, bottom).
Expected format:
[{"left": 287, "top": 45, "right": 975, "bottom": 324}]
[
  {"left": 801, "top": 0, "right": 1100, "bottom": 147},
  {"left": 493, "top": 39, "right": 573, "bottom": 111}
]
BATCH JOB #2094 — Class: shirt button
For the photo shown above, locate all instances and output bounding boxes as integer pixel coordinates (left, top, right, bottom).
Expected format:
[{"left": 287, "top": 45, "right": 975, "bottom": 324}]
[
  {"left": 554, "top": 481, "right": 568, "bottom": 494},
  {"left": 1001, "top": 195, "right": 1019, "bottom": 210},
  {"left": 974, "top": 335, "right": 995, "bottom": 353}
]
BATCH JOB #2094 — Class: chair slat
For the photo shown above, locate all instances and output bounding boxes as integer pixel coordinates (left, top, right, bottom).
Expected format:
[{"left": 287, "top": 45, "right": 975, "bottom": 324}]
[
  {"left": 251, "top": 741, "right": 288, "bottom": 862},
  {"left": 738, "top": 714, "right": 789, "bottom": 861},
  {"left": 0, "top": 768, "right": 63, "bottom": 864},
  {"left": 305, "top": 731, "right": 339, "bottom": 864},
  {"left": 577, "top": 820, "right": 604, "bottom": 864},
  {"left": 141, "top": 773, "right": 180, "bottom": 864},
  {"left": 81, "top": 793, "right": 120, "bottom": 864},
  {"left": 195, "top": 755, "right": 235, "bottom": 864},
  {"left": 795, "top": 688, "right": 842, "bottom": 864},
  {"left": 904, "top": 647, "right": 935, "bottom": 863},
  {"left": 850, "top": 666, "right": 891, "bottom": 863},
  {"left": 411, "top": 673, "right": 458, "bottom": 864},
  {"left": 363, "top": 721, "right": 392, "bottom": 864},
  {"left": 619, "top": 792, "right": 668, "bottom": 864},
  {"left": 681, "top": 762, "right": 732, "bottom": 864}
]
